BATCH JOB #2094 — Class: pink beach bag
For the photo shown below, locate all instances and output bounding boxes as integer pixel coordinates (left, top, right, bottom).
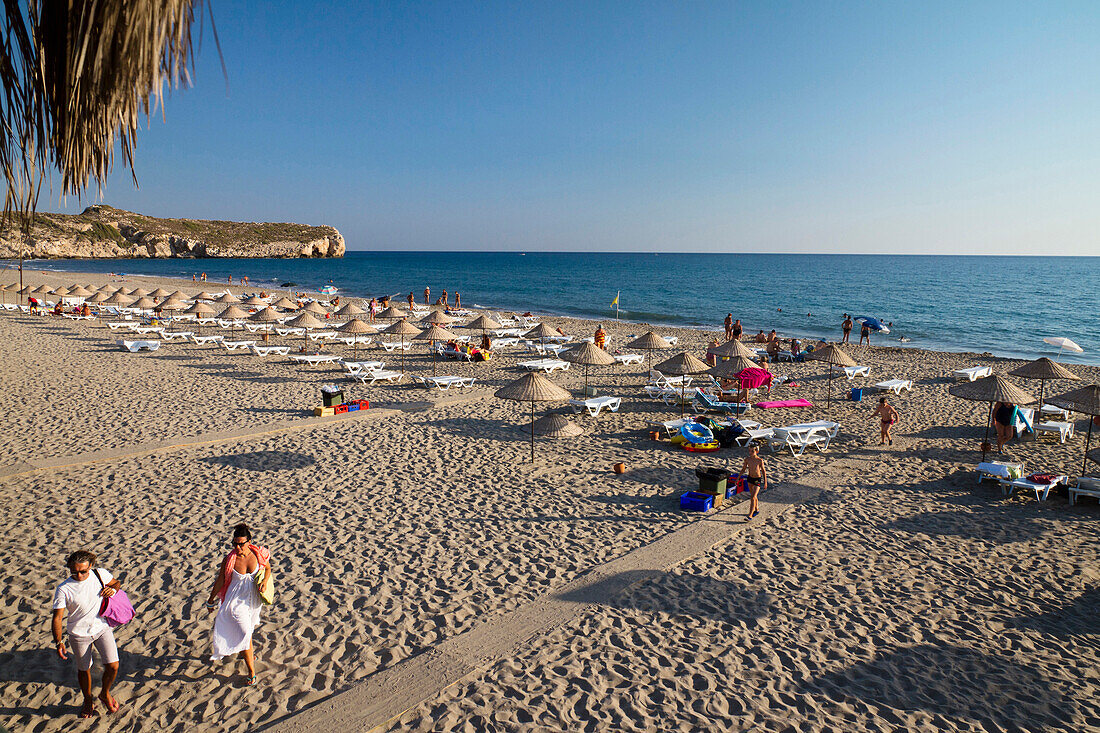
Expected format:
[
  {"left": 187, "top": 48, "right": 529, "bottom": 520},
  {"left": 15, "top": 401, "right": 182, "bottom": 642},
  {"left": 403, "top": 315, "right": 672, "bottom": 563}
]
[{"left": 93, "top": 569, "right": 135, "bottom": 627}]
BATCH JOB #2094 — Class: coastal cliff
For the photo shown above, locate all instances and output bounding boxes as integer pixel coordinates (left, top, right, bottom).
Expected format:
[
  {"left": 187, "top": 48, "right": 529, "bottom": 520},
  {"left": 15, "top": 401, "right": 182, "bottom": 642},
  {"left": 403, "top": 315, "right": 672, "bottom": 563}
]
[{"left": 0, "top": 205, "right": 345, "bottom": 259}]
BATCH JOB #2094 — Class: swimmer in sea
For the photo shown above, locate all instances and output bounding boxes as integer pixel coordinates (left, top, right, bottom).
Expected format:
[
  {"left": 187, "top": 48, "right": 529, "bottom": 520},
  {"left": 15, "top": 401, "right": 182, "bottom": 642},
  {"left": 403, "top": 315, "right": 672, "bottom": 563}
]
[{"left": 871, "top": 396, "right": 899, "bottom": 446}]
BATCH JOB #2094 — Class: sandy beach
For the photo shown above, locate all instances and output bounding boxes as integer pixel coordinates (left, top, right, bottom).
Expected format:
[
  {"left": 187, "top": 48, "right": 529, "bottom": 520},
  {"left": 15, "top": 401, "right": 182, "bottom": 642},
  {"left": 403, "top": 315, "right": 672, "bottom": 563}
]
[{"left": 1, "top": 267, "right": 1097, "bottom": 732}]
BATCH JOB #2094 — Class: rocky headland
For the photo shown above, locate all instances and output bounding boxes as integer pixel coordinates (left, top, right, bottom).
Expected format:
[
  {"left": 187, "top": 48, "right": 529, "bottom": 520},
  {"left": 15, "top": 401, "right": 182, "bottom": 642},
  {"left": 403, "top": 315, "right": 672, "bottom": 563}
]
[{"left": 0, "top": 205, "right": 344, "bottom": 258}]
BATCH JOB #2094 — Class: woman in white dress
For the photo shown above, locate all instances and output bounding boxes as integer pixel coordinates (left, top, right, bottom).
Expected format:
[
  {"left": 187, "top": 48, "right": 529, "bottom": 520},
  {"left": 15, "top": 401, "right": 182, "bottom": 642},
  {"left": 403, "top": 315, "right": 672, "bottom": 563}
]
[{"left": 206, "top": 524, "right": 271, "bottom": 685}]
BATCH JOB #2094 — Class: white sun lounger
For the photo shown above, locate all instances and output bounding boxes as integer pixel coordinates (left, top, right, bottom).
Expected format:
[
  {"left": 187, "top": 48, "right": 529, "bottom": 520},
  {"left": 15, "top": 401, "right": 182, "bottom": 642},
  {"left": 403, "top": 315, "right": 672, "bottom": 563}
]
[
  {"left": 569, "top": 396, "right": 622, "bottom": 416},
  {"left": 830, "top": 365, "right": 870, "bottom": 379},
  {"left": 250, "top": 344, "right": 291, "bottom": 356},
  {"left": 63, "top": 314, "right": 96, "bottom": 321},
  {"left": 106, "top": 321, "right": 134, "bottom": 330},
  {"left": 518, "top": 359, "right": 570, "bottom": 374},
  {"left": 354, "top": 369, "right": 404, "bottom": 385},
  {"left": 275, "top": 326, "right": 306, "bottom": 336},
  {"left": 306, "top": 330, "right": 338, "bottom": 342},
  {"left": 222, "top": 340, "right": 256, "bottom": 351},
  {"left": 614, "top": 353, "right": 644, "bottom": 365},
  {"left": 734, "top": 420, "right": 774, "bottom": 447},
  {"left": 1035, "top": 421, "right": 1074, "bottom": 443},
  {"left": 998, "top": 474, "right": 1068, "bottom": 501},
  {"left": 953, "top": 366, "right": 992, "bottom": 382},
  {"left": 334, "top": 336, "right": 373, "bottom": 346},
  {"left": 1069, "top": 477, "right": 1100, "bottom": 506},
  {"left": 242, "top": 323, "right": 272, "bottom": 333},
  {"left": 159, "top": 331, "right": 193, "bottom": 342},
  {"left": 379, "top": 341, "right": 412, "bottom": 352},
  {"left": 289, "top": 353, "right": 342, "bottom": 366},
  {"left": 342, "top": 360, "right": 385, "bottom": 376},
  {"left": 118, "top": 339, "right": 160, "bottom": 352},
  {"left": 439, "top": 347, "right": 474, "bottom": 361},
  {"left": 414, "top": 375, "right": 477, "bottom": 391},
  {"left": 130, "top": 325, "right": 165, "bottom": 336},
  {"left": 976, "top": 461, "right": 1023, "bottom": 484},
  {"left": 1040, "top": 404, "right": 1070, "bottom": 420},
  {"left": 490, "top": 337, "right": 520, "bottom": 348},
  {"left": 875, "top": 379, "right": 913, "bottom": 394},
  {"left": 767, "top": 421, "right": 839, "bottom": 456},
  {"left": 190, "top": 334, "right": 225, "bottom": 346}
]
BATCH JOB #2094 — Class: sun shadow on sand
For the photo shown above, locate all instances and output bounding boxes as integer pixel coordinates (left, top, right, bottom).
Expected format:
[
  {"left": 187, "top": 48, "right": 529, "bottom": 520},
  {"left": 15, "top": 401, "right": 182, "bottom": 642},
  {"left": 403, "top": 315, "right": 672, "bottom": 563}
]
[
  {"left": 1007, "top": 586, "right": 1100, "bottom": 638},
  {"left": 200, "top": 450, "right": 317, "bottom": 472},
  {"left": 803, "top": 643, "right": 1077, "bottom": 728},
  {"left": 558, "top": 571, "right": 774, "bottom": 625},
  {"left": 880, "top": 505, "right": 1056, "bottom": 545}
]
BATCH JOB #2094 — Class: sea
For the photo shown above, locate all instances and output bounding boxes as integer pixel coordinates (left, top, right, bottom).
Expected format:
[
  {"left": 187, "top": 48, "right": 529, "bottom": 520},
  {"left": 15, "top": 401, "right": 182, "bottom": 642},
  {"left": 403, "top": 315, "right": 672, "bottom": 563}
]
[{"left": 14, "top": 252, "right": 1100, "bottom": 366}]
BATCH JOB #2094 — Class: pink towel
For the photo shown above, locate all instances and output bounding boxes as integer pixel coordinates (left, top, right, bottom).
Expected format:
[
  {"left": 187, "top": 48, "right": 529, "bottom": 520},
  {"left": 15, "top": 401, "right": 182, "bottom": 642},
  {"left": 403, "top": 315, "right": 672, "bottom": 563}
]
[
  {"left": 738, "top": 368, "right": 773, "bottom": 390},
  {"left": 755, "top": 399, "right": 814, "bottom": 409}
]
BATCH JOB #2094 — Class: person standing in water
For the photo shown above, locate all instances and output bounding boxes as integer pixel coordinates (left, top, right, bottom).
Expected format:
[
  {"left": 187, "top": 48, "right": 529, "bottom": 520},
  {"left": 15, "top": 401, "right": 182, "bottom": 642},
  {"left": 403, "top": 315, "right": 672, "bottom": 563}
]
[
  {"left": 842, "top": 314, "right": 853, "bottom": 344},
  {"left": 207, "top": 524, "right": 271, "bottom": 686},
  {"left": 52, "top": 550, "right": 124, "bottom": 718},
  {"left": 739, "top": 445, "right": 767, "bottom": 521},
  {"left": 871, "top": 396, "right": 900, "bottom": 446}
]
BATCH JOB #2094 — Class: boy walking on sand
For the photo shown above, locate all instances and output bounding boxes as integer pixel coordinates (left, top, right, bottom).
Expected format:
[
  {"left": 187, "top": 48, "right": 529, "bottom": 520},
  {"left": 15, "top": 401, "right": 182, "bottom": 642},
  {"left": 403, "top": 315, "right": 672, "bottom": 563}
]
[
  {"left": 739, "top": 445, "right": 767, "bottom": 521},
  {"left": 872, "top": 396, "right": 899, "bottom": 445}
]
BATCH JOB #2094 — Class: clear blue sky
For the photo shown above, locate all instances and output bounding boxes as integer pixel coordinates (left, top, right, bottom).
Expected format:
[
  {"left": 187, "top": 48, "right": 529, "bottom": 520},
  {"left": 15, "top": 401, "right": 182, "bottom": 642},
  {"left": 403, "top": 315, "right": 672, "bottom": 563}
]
[{"left": 50, "top": 1, "right": 1100, "bottom": 255}]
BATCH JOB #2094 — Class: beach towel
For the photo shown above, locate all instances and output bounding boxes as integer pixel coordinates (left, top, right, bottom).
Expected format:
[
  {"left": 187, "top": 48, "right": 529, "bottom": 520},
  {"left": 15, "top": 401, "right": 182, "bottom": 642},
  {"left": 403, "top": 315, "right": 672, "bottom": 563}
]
[
  {"left": 738, "top": 368, "right": 773, "bottom": 391},
  {"left": 755, "top": 399, "right": 814, "bottom": 409}
]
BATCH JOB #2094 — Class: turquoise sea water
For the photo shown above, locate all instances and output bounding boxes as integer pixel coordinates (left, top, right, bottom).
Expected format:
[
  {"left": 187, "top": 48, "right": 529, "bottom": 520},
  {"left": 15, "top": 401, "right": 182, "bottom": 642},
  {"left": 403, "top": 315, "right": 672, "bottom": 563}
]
[{"left": 16, "top": 252, "right": 1100, "bottom": 365}]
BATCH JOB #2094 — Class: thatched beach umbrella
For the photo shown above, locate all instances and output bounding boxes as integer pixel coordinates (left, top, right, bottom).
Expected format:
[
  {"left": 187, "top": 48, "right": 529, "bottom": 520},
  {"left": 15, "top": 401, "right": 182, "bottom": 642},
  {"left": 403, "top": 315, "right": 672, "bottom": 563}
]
[
  {"left": 240, "top": 295, "right": 267, "bottom": 308},
  {"left": 165, "top": 290, "right": 187, "bottom": 301},
  {"left": 249, "top": 306, "right": 283, "bottom": 341},
  {"left": 130, "top": 296, "right": 157, "bottom": 317},
  {"left": 415, "top": 324, "right": 458, "bottom": 375},
  {"left": 128, "top": 287, "right": 149, "bottom": 298},
  {"left": 806, "top": 344, "right": 857, "bottom": 409},
  {"left": 217, "top": 305, "right": 250, "bottom": 321},
  {"left": 711, "top": 338, "right": 760, "bottom": 361},
  {"left": 102, "top": 291, "right": 134, "bottom": 307},
  {"left": 156, "top": 297, "right": 186, "bottom": 316},
  {"left": 377, "top": 305, "right": 407, "bottom": 321},
  {"left": 271, "top": 296, "right": 299, "bottom": 311},
  {"left": 626, "top": 331, "right": 673, "bottom": 377},
  {"left": 97, "top": 284, "right": 118, "bottom": 293},
  {"left": 148, "top": 287, "right": 172, "bottom": 298},
  {"left": 337, "top": 317, "right": 379, "bottom": 356},
  {"left": 192, "top": 291, "right": 216, "bottom": 301},
  {"left": 495, "top": 373, "right": 573, "bottom": 462},
  {"left": 1048, "top": 385, "right": 1100, "bottom": 476},
  {"left": 949, "top": 375, "right": 1036, "bottom": 463},
  {"left": 561, "top": 341, "right": 615, "bottom": 393},
  {"left": 465, "top": 314, "right": 501, "bottom": 336},
  {"left": 66, "top": 284, "right": 94, "bottom": 299},
  {"left": 655, "top": 351, "right": 712, "bottom": 417},
  {"left": 286, "top": 311, "right": 327, "bottom": 351},
  {"left": 707, "top": 355, "right": 760, "bottom": 398},
  {"left": 385, "top": 319, "right": 421, "bottom": 373},
  {"left": 420, "top": 309, "right": 456, "bottom": 326},
  {"left": 530, "top": 413, "right": 584, "bottom": 439},
  {"left": 1009, "top": 358, "right": 1079, "bottom": 443},
  {"left": 334, "top": 301, "right": 365, "bottom": 320},
  {"left": 214, "top": 291, "right": 240, "bottom": 304},
  {"left": 182, "top": 301, "right": 217, "bottom": 335},
  {"left": 525, "top": 323, "right": 559, "bottom": 350},
  {"left": 300, "top": 301, "right": 329, "bottom": 316}
]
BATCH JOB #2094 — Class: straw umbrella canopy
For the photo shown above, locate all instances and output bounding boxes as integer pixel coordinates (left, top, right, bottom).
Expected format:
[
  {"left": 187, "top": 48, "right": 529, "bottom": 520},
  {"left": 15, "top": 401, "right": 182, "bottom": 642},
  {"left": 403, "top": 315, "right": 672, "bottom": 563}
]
[
  {"left": 414, "top": 324, "right": 458, "bottom": 375},
  {"left": 192, "top": 291, "right": 216, "bottom": 301},
  {"left": 377, "top": 305, "right": 407, "bottom": 321},
  {"left": 299, "top": 301, "right": 329, "bottom": 316},
  {"left": 271, "top": 296, "right": 299, "bottom": 310},
  {"left": 334, "top": 301, "right": 365, "bottom": 320},
  {"left": 530, "top": 413, "right": 584, "bottom": 438},
  {"left": 949, "top": 375, "right": 1036, "bottom": 462},
  {"left": 66, "top": 284, "right": 94, "bottom": 298},
  {"left": 97, "top": 284, "right": 118, "bottom": 293},
  {"left": 626, "top": 331, "right": 673, "bottom": 376},
  {"left": 148, "top": 287, "right": 172, "bottom": 298},
  {"left": 525, "top": 323, "right": 558, "bottom": 348},
  {"left": 156, "top": 297, "right": 186, "bottom": 313},
  {"left": 560, "top": 341, "right": 615, "bottom": 393},
  {"left": 32, "top": 284, "right": 54, "bottom": 296},
  {"left": 129, "top": 287, "right": 149, "bottom": 298},
  {"left": 102, "top": 291, "right": 134, "bottom": 306},
  {"left": 166, "top": 289, "right": 188, "bottom": 300},
  {"left": 1048, "top": 385, "right": 1100, "bottom": 476},
  {"left": 249, "top": 306, "right": 283, "bottom": 341},
  {"left": 337, "top": 317, "right": 379, "bottom": 356},
  {"left": 286, "top": 311, "right": 327, "bottom": 350},
  {"left": 214, "top": 291, "right": 240, "bottom": 304},
  {"left": 84, "top": 290, "right": 110, "bottom": 304},
  {"left": 182, "top": 301, "right": 217, "bottom": 335},
  {"left": 495, "top": 373, "right": 573, "bottom": 462},
  {"left": 465, "top": 314, "right": 501, "bottom": 334},
  {"left": 806, "top": 344, "right": 857, "bottom": 408},
  {"left": 385, "top": 319, "right": 421, "bottom": 373},
  {"left": 240, "top": 295, "right": 268, "bottom": 308},
  {"left": 707, "top": 355, "right": 760, "bottom": 398},
  {"left": 420, "top": 309, "right": 456, "bottom": 326},
  {"left": 1009, "top": 358, "right": 1079, "bottom": 443},
  {"left": 130, "top": 296, "right": 157, "bottom": 317},
  {"left": 217, "top": 305, "right": 250, "bottom": 321},
  {"left": 655, "top": 351, "right": 712, "bottom": 417}
]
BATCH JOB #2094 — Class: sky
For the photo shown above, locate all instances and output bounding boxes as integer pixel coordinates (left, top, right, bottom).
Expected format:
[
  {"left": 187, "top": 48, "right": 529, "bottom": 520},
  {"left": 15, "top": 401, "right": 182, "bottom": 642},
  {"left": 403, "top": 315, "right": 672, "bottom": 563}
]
[{"left": 47, "top": 1, "right": 1100, "bottom": 255}]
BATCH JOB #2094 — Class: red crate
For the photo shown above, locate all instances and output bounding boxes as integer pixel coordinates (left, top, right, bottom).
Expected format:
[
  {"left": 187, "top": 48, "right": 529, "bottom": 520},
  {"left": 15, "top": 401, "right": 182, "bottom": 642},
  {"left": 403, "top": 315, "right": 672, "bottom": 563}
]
[{"left": 334, "top": 404, "right": 349, "bottom": 414}]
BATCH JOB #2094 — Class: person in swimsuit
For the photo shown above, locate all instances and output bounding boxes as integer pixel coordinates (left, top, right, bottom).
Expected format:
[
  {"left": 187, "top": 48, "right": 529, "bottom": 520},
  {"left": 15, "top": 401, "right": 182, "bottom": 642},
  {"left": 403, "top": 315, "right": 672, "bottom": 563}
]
[
  {"left": 842, "top": 314, "right": 852, "bottom": 344},
  {"left": 859, "top": 322, "right": 871, "bottom": 346},
  {"left": 739, "top": 445, "right": 767, "bottom": 521},
  {"left": 732, "top": 319, "right": 742, "bottom": 341},
  {"left": 993, "top": 401, "right": 1017, "bottom": 452},
  {"left": 407, "top": 292, "right": 415, "bottom": 310},
  {"left": 871, "top": 396, "right": 900, "bottom": 445},
  {"left": 724, "top": 313, "right": 733, "bottom": 340},
  {"left": 424, "top": 286, "right": 430, "bottom": 305}
]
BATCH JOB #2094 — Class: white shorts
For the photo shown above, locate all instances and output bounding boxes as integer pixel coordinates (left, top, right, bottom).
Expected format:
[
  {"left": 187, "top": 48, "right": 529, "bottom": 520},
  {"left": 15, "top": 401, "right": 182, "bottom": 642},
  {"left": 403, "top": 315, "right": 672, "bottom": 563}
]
[{"left": 70, "top": 628, "right": 119, "bottom": 671}]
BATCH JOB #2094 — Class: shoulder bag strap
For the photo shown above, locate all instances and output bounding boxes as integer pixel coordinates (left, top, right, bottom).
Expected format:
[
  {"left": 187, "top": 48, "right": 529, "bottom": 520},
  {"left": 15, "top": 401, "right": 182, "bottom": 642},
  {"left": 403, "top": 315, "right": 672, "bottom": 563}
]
[{"left": 93, "top": 569, "right": 109, "bottom": 615}]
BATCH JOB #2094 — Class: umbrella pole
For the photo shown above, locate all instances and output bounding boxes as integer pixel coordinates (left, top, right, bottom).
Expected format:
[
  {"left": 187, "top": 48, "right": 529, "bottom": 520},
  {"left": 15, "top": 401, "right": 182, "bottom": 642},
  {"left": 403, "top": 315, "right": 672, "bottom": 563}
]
[
  {"left": 982, "top": 402, "right": 992, "bottom": 463},
  {"left": 401, "top": 336, "right": 406, "bottom": 374},
  {"left": 1084, "top": 420, "right": 1093, "bottom": 478},
  {"left": 530, "top": 400, "right": 535, "bottom": 463}
]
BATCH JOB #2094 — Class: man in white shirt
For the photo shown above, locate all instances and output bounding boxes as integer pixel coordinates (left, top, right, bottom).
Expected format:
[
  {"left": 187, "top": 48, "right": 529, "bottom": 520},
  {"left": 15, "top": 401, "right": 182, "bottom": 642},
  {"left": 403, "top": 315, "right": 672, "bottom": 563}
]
[{"left": 51, "top": 550, "right": 123, "bottom": 718}]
